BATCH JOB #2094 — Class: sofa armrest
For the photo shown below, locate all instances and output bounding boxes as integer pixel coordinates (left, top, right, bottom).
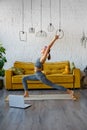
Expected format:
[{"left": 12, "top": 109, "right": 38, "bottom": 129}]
[
  {"left": 5, "top": 69, "right": 13, "bottom": 89},
  {"left": 73, "top": 68, "right": 81, "bottom": 88}
]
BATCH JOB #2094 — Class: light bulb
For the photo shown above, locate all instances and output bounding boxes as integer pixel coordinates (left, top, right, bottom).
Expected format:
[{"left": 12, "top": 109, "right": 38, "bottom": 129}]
[
  {"left": 48, "top": 23, "right": 54, "bottom": 32},
  {"left": 36, "top": 30, "right": 47, "bottom": 37},
  {"left": 29, "top": 27, "right": 35, "bottom": 33}
]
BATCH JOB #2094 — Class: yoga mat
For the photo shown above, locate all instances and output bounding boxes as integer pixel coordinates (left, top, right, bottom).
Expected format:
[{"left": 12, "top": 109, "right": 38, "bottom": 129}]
[{"left": 5, "top": 94, "right": 72, "bottom": 101}]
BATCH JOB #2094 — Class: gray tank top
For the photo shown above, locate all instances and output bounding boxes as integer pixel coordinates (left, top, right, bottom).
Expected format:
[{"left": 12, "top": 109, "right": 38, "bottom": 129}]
[{"left": 35, "top": 58, "right": 43, "bottom": 69}]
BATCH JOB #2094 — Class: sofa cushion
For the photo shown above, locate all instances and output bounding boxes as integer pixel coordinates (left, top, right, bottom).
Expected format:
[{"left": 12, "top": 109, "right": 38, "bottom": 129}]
[
  {"left": 44, "top": 61, "right": 70, "bottom": 75},
  {"left": 14, "top": 61, "right": 34, "bottom": 74},
  {"left": 12, "top": 75, "right": 42, "bottom": 83},
  {"left": 12, "top": 74, "right": 74, "bottom": 84},
  {"left": 46, "top": 74, "right": 74, "bottom": 83}
]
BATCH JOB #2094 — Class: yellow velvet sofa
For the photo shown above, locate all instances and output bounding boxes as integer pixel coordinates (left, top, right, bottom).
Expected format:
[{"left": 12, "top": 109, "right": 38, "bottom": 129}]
[{"left": 5, "top": 61, "right": 81, "bottom": 90}]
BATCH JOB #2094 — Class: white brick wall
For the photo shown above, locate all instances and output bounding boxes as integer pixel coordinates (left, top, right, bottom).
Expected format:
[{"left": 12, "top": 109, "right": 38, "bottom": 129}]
[{"left": 0, "top": 0, "right": 87, "bottom": 70}]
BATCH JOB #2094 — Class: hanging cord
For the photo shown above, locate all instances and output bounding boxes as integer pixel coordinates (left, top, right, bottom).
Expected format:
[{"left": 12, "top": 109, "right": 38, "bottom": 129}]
[
  {"left": 22, "top": 0, "right": 24, "bottom": 32},
  {"left": 19, "top": 0, "right": 27, "bottom": 41},
  {"left": 56, "top": 0, "right": 64, "bottom": 39},
  {"left": 59, "top": 0, "right": 61, "bottom": 30},
  {"left": 29, "top": 0, "right": 35, "bottom": 33},
  {"left": 36, "top": 0, "right": 47, "bottom": 37},
  {"left": 40, "top": 0, "right": 42, "bottom": 32},
  {"left": 31, "top": 0, "right": 33, "bottom": 27},
  {"left": 50, "top": 0, "right": 52, "bottom": 24},
  {"left": 47, "top": 0, "right": 54, "bottom": 32}
]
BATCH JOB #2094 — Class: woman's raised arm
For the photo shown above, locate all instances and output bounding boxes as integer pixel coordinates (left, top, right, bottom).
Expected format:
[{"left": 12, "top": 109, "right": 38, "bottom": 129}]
[{"left": 40, "top": 35, "right": 59, "bottom": 63}]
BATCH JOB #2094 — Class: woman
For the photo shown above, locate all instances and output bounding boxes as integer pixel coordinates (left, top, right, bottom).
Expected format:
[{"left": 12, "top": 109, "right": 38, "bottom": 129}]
[{"left": 22, "top": 35, "right": 76, "bottom": 100}]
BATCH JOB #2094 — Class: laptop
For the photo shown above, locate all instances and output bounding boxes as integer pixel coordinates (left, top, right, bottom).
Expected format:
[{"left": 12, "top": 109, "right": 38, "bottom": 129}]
[{"left": 9, "top": 95, "right": 32, "bottom": 109}]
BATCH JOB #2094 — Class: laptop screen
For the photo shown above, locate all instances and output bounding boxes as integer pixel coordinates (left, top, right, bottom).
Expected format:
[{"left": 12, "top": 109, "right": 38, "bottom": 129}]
[{"left": 9, "top": 95, "right": 31, "bottom": 108}]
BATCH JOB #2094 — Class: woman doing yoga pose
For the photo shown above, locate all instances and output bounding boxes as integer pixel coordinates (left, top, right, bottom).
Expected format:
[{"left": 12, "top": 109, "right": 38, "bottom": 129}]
[{"left": 22, "top": 35, "right": 76, "bottom": 100}]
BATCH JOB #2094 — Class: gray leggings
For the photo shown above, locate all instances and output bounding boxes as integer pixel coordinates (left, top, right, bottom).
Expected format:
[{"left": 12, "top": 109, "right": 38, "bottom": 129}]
[{"left": 22, "top": 71, "right": 67, "bottom": 91}]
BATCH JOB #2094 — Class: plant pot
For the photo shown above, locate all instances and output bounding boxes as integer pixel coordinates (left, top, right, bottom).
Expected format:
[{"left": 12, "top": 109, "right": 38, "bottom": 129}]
[{"left": 0, "top": 79, "right": 3, "bottom": 89}]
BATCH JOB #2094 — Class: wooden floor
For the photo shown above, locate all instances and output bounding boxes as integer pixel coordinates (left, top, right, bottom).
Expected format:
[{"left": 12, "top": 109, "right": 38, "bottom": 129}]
[{"left": 0, "top": 88, "right": 87, "bottom": 130}]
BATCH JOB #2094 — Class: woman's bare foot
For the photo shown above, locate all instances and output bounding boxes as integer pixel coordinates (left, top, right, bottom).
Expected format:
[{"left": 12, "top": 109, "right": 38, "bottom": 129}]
[
  {"left": 67, "top": 89, "right": 77, "bottom": 101},
  {"left": 24, "top": 91, "right": 29, "bottom": 97}
]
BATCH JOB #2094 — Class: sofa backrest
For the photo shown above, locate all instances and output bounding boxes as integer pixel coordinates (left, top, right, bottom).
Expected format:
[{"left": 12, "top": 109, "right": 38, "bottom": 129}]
[
  {"left": 44, "top": 61, "right": 70, "bottom": 75},
  {"left": 14, "top": 61, "right": 70, "bottom": 75},
  {"left": 14, "top": 61, "right": 34, "bottom": 74}
]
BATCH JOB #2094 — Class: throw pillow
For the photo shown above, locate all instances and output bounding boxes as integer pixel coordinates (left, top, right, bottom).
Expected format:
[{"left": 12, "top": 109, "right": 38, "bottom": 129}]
[
  {"left": 62, "top": 65, "right": 70, "bottom": 74},
  {"left": 70, "top": 62, "right": 75, "bottom": 73},
  {"left": 11, "top": 67, "right": 25, "bottom": 75}
]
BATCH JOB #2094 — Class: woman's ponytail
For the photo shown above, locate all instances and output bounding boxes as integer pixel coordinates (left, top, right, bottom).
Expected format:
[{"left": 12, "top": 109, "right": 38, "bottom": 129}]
[{"left": 48, "top": 53, "right": 51, "bottom": 60}]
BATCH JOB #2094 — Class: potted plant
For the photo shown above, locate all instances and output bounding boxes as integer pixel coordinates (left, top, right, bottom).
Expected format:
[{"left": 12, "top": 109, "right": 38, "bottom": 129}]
[{"left": 0, "top": 42, "right": 7, "bottom": 89}]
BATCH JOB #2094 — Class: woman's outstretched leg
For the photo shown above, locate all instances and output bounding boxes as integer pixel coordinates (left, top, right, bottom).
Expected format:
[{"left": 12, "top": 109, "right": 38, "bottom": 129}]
[{"left": 36, "top": 72, "right": 77, "bottom": 100}]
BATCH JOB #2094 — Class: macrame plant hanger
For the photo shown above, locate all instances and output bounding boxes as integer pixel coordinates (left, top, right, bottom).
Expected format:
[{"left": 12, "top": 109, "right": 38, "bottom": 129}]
[
  {"left": 19, "top": 0, "right": 27, "bottom": 41},
  {"left": 29, "top": 0, "right": 35, "bottom": 33},
  {"left": 36, "top": 0, "right": 47, "bottom": 37},
  {"left": 56, "top": 0, "right": 64, "bottom": 39},
  {"left": 47, "top": 0, "right": 54, "bottom": 32}
]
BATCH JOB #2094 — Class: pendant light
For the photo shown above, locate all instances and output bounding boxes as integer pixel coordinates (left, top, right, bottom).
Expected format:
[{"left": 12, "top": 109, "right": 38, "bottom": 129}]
[
  {"left": 47, "top": 0, "right": 54, "bottom": 32},
  {"left": 56, "top": 0, "right": 64, "bottom": 39},
  {"left": 36, "top": 0, "right": 47, "bottom": 37},
  {"left": 29, "top": 0, "right": 35, "bottom": 33},
  {"left": 19, "top": 0, "right": 27, "bottom": 41}
]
